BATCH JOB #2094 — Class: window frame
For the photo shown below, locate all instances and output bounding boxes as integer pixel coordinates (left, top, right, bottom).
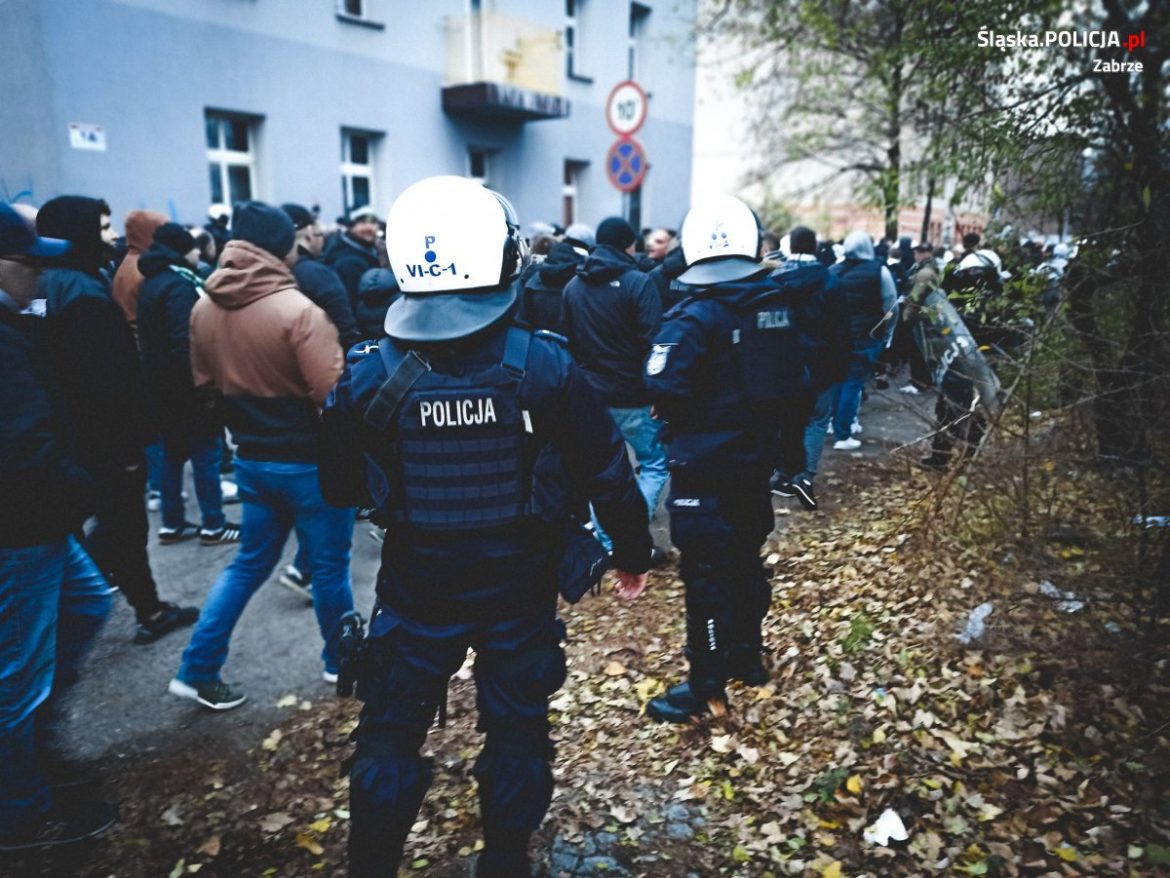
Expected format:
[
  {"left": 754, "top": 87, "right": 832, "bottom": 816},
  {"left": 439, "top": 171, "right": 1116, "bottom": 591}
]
[
  {"left": 565, "top": 0, "right": 593, "bottom": 83},
  {"left": 205, "top": 110, "right": 260, "bottom": 205},
  {"left": 341, "top": 128, "right": 380, "bottom": 214}
]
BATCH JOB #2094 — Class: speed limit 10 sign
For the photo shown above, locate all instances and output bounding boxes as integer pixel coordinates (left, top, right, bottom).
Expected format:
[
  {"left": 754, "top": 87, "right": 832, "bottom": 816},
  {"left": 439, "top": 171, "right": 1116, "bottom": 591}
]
[{"left": 606, "top": 80, "right": 648, "bottom": 136}]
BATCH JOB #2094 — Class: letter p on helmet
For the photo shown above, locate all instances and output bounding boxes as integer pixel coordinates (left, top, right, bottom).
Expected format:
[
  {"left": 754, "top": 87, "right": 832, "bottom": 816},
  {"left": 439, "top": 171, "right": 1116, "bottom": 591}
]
[{"left": 424, "top": 235, "right": 436, "bottom": 248}]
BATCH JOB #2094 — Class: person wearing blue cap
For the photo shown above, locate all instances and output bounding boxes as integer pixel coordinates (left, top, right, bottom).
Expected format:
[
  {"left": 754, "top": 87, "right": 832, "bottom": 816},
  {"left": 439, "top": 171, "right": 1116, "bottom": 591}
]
[{"left": 0, "top": 203, "right": 118, "bottom": 851}]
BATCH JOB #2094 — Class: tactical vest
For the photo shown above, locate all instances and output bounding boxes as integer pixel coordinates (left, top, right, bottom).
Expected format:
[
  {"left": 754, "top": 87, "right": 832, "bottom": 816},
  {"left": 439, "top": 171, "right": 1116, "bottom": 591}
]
[
  {"left": 681, "top": 281, "right": 803, "bottom": 411},
  {"left": 362, "top": 326, "right": 533, "bottom": 531}
]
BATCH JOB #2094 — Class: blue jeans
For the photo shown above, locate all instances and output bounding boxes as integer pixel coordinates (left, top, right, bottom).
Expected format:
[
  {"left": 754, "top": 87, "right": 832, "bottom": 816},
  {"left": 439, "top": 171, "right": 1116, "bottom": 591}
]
[
  {"left": 832, "top": 341, "right": 884, "bottom": 440},
  {"left": 161, "top": 430, "right": 225, "bottom": 530},
  {"left": 177, "top": 460, "right": 355, "bottom": 681},
  {"left": 591, "top": 406, "right": 668, "bottom": 552},
  {"left": 0, "top": 538, "right": 112, "bottom": 832},
  {"left": 145, "top": 438, "right": 164, "bottom": 493},
  {"left": 800, "top": 385, "right": 835, "bottom": 480}
]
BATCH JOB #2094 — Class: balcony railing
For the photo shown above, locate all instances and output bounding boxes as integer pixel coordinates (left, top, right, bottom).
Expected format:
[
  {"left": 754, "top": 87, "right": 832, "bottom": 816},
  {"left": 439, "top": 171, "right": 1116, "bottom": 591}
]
[{"left": 442, "top": 12, "right": 570, "bottom": 122}]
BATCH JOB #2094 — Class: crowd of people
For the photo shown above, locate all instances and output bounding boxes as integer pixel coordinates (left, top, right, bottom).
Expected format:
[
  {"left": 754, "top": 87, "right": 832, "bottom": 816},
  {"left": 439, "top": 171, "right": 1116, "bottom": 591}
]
[{"left": 0, "top": 181, "right": 1068, "bottom": 870}]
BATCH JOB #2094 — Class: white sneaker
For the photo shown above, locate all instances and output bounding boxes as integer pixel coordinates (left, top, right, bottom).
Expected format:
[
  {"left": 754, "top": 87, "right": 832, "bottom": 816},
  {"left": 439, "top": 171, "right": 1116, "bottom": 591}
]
[
  {"left": 220, "top": 480, "right": 240, "bottom": 504},
  {"left": 833, "top": 437, "right": 862, "bottom": 450},
  {"left": 851, "top": 420, "right": 863, "bottom": 434},
  {"left": 322, "top": 670, "right": 338, "bottom": 684},
  {"left": 278, "top": 565, "right": 313, "bottom": 603},
  {"left": 899, "top": 384, "right": 921, "bottom": 395},
  {"left": 146, "top": 490, "right": 161, "bottom": 512}
]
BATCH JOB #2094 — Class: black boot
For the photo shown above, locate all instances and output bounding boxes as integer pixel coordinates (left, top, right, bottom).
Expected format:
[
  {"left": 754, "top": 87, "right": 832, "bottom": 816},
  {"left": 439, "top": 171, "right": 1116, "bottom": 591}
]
[
  {"left": 647, "top": 681, "right": 727, "bottom": 724},
  {"left": 476, "top": 848, "right": 531, "bottom": 878},
  {"left": 728, "top": 646, "right": 769, "bottom": 686}
]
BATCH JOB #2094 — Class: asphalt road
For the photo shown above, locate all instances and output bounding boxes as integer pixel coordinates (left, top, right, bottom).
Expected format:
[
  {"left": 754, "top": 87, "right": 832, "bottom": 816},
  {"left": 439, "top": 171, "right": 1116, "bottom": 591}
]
[{"left": 62, "top": 385, "right": 933, "bottom": 766}]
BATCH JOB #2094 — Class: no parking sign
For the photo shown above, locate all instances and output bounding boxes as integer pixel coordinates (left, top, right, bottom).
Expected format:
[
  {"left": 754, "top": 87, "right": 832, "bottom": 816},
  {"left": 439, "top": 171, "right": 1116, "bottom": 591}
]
[{"left": 606, "top": 137, "right": 648, "bottom": 193}]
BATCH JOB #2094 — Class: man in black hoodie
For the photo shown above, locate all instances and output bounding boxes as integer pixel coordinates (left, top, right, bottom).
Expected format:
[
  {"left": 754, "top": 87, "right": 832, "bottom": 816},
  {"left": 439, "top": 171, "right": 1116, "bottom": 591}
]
[
  {"left": 37, "top": 196, "right": 198, "bottom": 645},
  {"left": 0, "top": 203, "right": 117, "bottom": 850},
  {"left": 562, "top": 217, "right": 667, "bottom": 556}
]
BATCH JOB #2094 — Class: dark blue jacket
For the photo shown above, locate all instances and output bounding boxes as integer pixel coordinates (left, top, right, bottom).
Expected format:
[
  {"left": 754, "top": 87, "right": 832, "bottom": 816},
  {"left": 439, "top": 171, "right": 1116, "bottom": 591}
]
[
  {"left": 40, "top": 266, "right": 150, "bottom": 473},
  {"left": 293, "top": 253, "right": 361, "bottom": 351},
  {"left": 321, "top": 232, "right": 379, "bottom": 311},
  {"left": 0, "top": 304, "right": 95, "bottom": 547},
  {"left": 561, "top": 244, "right": 662, "bottom": 408},
  {"left": 319, "top": 322, "right": 651, "bottom": 622},
  {"left": 831, "top": 258, "right": 886, "bottom": 345},
  {"left": 138, "top": 243, "right": 216, "bottom": 435},
  {"left": 645, "top": 272, "right": 811, "bottom": 480}
]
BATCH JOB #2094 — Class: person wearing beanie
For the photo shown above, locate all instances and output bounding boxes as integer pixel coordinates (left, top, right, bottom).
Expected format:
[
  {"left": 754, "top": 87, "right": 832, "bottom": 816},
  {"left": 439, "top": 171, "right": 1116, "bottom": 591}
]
[
  {"left": 594, "top": 216, "right": 637, "bottom": 251},
  {"left": 562, "top": 215, "right": 668, "bottom": 563},
  {"left": 138, "top": 223, "right": 240, "bottom": 548},
  {"left": 170, "top": 200, "right": 355, "bottom": 710},
  {"left": 37, "top": 195, "right": 200, "bottom": 646},
  {"left": 321, "top": 204, "right": 381, "bottom": 310}
]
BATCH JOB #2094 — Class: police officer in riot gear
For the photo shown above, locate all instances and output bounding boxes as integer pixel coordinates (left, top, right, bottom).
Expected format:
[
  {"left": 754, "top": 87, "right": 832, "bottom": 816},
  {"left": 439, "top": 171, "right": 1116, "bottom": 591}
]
[
  {"left": 645, "top": 195, "right": 806, "bottom": 724},
  {"left": 318, "top": 176, "right": 652, "bottom": 877}
]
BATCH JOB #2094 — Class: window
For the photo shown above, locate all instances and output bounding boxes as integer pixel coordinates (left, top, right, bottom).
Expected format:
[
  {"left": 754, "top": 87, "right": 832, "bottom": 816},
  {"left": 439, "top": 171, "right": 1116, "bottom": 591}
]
[
  {"left": 563, "top": 159, "right": 588, "bottom": 227},
  {"left": 205, "top": 110, "right": 260, "bottom": 205},
  {"left": 336, "top": 0, "right": 384, "bottom": 29},
  {"left": 341, "top": 129, "right": 380, "bottom": 213},
  {"left": 565, "top": 0, "right": 590, "bottom": 81},
  {"left": 468, "top": 148, "right": 494, "bottom": 186},
  {"left": 628, "top": 3, "right": 650, "bottom": 80}
]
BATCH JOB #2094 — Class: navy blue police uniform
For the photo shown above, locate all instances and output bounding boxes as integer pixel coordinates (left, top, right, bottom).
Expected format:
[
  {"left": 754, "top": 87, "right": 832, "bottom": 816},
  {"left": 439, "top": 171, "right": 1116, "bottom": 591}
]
[
  {"left": 319, "top": 320, "right": 651, "bottom": 878},
  {"left": 645, "top": 270, "right": 806, "bottom": 716}
]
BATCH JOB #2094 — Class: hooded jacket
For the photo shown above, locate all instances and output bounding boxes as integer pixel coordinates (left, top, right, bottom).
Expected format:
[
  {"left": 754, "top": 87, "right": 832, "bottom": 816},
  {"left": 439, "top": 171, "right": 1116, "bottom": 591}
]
[
  {"left": 830, "top": 232, "right": 898, "bottom": 347},
  {"left": 191, "top": 240, "right": 343, "bottom": 462},
  {"left": 111, "top": 209, "right": 167, "bottom": 327},
  {"left": 321, "top": 231, "right": 380, "bottom": 310},
  {"left": 38, "top": 195, "right": 151, "bottom": 473},
  {"left": 561, "top": 244, "right": 662, "bottom": 407},
  {"left": 138, "top": 241, "right": 213, "bottom": 434},
  {"left": 519, "top": 240, "right": 584, "bottom": 334}
]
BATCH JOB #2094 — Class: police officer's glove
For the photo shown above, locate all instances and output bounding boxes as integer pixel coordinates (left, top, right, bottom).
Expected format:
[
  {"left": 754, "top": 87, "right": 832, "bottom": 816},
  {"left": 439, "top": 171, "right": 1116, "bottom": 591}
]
[{"left": 613, "top": 570, "right": 648, "bottom": 605}]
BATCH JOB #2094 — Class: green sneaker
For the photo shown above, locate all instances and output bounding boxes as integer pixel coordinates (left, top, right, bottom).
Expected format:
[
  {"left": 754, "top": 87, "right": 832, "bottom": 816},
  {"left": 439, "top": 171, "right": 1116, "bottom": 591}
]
[{"left": 168, "top": 677, "right": 246, "bottom": 710}]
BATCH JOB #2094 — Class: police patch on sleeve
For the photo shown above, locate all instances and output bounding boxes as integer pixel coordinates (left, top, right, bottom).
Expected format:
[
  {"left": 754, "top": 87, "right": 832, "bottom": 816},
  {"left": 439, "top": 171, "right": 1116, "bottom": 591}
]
[{"left": 646, "top": 343, "right": 674, "bottom": 376}]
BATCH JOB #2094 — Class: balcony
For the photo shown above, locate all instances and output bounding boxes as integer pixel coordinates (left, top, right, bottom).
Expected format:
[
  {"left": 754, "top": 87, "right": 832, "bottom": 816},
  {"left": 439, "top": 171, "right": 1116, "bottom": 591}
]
[{"left": 442, "top": 12, "right": 570, "bottom": 123}]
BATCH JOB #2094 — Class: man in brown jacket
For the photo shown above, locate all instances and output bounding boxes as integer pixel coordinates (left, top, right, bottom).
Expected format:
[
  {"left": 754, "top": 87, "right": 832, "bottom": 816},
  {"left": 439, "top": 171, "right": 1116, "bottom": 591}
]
[{"left": 169, "top": 201, "right": 355, "bottom": 710}]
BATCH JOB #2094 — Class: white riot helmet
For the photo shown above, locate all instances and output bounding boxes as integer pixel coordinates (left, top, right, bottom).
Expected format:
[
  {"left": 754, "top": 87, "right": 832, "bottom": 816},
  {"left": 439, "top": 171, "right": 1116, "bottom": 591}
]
[
  {"left": 384, "top": 176, "right": 526, "bottom": 342},
  {"left": 677, "top": 194, "right": 764, "bottom": 286}
]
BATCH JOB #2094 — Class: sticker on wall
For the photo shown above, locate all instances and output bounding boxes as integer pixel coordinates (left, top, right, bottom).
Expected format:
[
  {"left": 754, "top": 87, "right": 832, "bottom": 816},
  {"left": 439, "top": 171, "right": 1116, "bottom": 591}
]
[{"left": 69, "top": 123, "right": 107, "bottom": 152}]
